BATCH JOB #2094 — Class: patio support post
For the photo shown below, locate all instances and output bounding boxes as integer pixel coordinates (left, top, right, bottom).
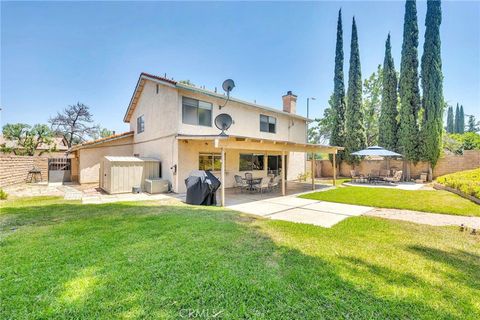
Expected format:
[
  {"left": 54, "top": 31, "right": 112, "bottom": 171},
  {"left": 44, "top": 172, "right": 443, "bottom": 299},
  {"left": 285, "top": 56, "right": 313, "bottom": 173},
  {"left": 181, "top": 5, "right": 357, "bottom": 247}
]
[
  {"left": 332, "top": 153, "right": 337, "bottom": 186},
  {"left": 281, "top": 150, "right": 286, "bottom": 196},
  {"left": 311, "top": 153, "right": 315, "bottom": 190},
  {"left": 221, "top": 147, "right": 225, "bottom": 207}
]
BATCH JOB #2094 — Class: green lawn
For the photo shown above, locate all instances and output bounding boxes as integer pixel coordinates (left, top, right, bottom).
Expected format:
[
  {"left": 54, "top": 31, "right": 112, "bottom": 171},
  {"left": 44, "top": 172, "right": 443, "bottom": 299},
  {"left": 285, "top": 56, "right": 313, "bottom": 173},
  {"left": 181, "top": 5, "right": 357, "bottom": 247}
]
[
  {"left": 1, "top": 197, "right": 479, "bottom": 319},
  {"left": 301, "top": 186, "right": 480, "bottom": 216}
]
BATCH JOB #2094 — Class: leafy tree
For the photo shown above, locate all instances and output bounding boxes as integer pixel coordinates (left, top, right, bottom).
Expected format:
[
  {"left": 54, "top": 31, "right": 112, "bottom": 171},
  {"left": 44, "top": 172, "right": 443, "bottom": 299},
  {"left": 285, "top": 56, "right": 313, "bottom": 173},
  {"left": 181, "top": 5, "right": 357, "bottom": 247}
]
[
  {"left": 309, "top": 96, "right": 335, "bottom": 145},
  {"left": 330, "top": 9, "right": 347, "bottom": 165},
  {"left": 49, "top": 103, "right": 99, "bottom": 148},
  {"left": 91, "top": 128, "right": 114, "bottom": 140},
  {"left": 379, "top": 34, "right": 399, "bottom": 152},
  {"left": 467, "top": 115, "right": 479, "bottom": 133},
  {"left": 345, "top": 17, "right": 366, "bottom": 164},
  {"left": 419, "top": 0, "right": 443, "bottom": 173},
  {"left": 459, "top": 105, "right": 465, "bottom": 133},
  {"left": 398, "top": 0, "right": 421, "bottom": 179},
  {"left": 447, "top": 132, "right": 480, "bottom": 151},
  {"left": 454, "top": 103, "right": 460, "bottom": 133},
  {"left": 363, "top": 65, "right": 383, "bottom": 146},
  {"left": 446, "top": 105, "right": 454, "bottom": 133},
  {"left": 1, "top": 123, "right": 54, "bottom": 156}
]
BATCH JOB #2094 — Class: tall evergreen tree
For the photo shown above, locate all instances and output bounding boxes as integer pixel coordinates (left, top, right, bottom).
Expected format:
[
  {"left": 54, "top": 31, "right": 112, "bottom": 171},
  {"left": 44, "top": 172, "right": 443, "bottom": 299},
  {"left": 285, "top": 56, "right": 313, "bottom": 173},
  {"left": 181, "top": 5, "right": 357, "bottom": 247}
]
[
  {"left": 379, "top": 34, "right": 398, "bottom": 151},
  {"left": 419, "top": 0, "right": 443, "bottom": 171},
  {"left": 446, "top": 105, "right": 454, "bottom": 133},
  {"left": 459, "top": 105, "right": 465, "bottom": 133},
  {"left": 454, "top": 103, "right": 460, "bottom": 133},
  {"left": 345, "top": 17, "right": 366, "bottom": 164},
  {"left": 330, "top": 9, "right": 346, "bottom": 164},
  {"left": 467, "top": 115, "right": 479, "bottom": 133},
  {"left": 399, "top": 0, "right": 421, "bottom": 179}
]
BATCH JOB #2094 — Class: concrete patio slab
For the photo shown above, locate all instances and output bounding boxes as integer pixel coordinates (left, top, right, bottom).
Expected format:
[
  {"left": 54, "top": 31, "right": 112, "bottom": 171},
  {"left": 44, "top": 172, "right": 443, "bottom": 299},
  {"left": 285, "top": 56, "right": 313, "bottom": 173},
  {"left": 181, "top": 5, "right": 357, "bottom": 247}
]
[
  {"left": 302, "top": 201, "right": 373, "bottom": 216},
  {"left": 269, "top": 208, "right": 353, "bottom": 228}
]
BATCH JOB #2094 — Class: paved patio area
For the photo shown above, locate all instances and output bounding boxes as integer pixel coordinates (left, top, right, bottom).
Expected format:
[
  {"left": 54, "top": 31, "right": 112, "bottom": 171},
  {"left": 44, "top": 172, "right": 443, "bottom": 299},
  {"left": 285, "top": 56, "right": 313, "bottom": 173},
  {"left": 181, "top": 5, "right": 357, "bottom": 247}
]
[
  {"left": 344, "top": 181, "right": 429, "bottom": 190},
  {"left": 217, "top": 182, "right": 374, "bottom": 227}
]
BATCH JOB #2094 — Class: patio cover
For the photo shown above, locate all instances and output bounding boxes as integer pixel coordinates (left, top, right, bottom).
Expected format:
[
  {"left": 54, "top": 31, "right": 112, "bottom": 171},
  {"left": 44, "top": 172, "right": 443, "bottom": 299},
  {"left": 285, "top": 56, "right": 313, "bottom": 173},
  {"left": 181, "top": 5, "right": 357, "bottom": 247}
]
[{"left": 177, "top": 134, "right": 344, "bottom": 206}]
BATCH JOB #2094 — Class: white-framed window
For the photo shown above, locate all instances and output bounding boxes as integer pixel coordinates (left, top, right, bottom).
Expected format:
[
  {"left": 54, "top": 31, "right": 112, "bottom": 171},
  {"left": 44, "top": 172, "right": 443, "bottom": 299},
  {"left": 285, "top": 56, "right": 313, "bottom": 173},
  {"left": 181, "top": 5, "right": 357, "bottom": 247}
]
[
  {"left": 137, "top": 115, "right": 145, "bottom": 133},
  {"left": 260, "top": 114, "right": 276, "bottom": 133},
  {"left": 182, "top": 97, "right": 213, "bottom": 127},
  {"left": 199, "top": 153, "right": 223, "bottom": 171}
]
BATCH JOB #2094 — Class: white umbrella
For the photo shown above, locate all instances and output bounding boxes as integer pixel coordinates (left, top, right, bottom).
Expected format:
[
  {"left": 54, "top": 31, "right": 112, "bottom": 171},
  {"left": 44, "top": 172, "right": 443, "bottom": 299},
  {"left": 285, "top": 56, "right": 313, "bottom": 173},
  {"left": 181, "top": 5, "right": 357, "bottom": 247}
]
[{"left": 351, "top": 146, "right": 402, "bottom": 157}]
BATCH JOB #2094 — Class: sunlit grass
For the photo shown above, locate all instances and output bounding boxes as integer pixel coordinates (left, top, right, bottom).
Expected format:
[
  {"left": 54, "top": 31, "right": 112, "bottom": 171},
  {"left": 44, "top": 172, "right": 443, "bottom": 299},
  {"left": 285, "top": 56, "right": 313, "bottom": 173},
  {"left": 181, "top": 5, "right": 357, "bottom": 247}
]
[
  {"left": 1, "top": 197, "right": 479, "bottom": 319},
  {"left": 301, "top": 186, "right": 480, "bottom": 216}
]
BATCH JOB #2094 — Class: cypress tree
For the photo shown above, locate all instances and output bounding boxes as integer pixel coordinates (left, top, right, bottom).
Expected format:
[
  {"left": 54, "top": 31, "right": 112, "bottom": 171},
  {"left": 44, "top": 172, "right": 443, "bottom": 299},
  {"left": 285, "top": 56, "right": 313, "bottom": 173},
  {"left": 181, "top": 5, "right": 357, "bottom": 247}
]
[
  {"left": 454, "top": 103, "right": 460, "bottom": 133},
  {"left": 399, "top": 0, "right": 421, "bottom": 179},
  {"left": 330, "top": 9, "right": 346, "bottom": 164},
  {"left": 419, "top": 0, "right": 443, "bottom": 170},
  {"left": 379, "top": 34, "right": 398, "bottom": 151},
  {"left": 459, "top": 105, "right": 465, "bottom": 133},
  {"left": 446, "top": 105, "right": 454, "bottom": 133},
  {"left": 345, "top": 17, "right": 366, "bottom": 164}
]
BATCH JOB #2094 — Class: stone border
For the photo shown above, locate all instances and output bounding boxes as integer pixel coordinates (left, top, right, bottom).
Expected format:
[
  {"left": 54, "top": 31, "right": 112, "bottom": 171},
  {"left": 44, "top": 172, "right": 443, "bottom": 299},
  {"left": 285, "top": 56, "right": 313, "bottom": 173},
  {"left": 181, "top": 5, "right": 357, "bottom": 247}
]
[{"left": 433, "top": 183, "right": 480, "bottom": 205}]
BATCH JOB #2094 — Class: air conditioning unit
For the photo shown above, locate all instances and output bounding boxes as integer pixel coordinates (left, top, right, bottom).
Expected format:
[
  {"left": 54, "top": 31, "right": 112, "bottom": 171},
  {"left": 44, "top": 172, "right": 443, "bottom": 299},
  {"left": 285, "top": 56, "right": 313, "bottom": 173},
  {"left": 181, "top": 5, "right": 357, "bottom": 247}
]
[{"left": 145, "top": 178, "right": 169, "bottom": 194}]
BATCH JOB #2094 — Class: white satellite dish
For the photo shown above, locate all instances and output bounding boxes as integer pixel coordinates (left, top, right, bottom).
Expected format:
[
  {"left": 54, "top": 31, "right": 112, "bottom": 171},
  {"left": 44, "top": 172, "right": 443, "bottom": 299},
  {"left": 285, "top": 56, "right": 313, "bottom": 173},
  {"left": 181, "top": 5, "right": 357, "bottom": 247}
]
[
  {"left": 222, "top": 79, "right": 235, "bottom": 94},
  {"left": 214, "top": 113, "right": 233, "bottom": 136}
]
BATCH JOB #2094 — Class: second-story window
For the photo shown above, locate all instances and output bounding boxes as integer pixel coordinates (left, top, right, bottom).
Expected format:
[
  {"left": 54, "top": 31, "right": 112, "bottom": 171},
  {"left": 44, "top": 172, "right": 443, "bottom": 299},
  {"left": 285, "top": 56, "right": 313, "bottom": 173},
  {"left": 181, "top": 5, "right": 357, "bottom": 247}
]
[
  {"left": 182, "top": 97, "right": 212, "bottom": 127},
  {"left": 137, "top": 115, "right": 145, "bottom": 133},
  {"left": 260, "top": 114, "right": 276, "bottom": 133}
]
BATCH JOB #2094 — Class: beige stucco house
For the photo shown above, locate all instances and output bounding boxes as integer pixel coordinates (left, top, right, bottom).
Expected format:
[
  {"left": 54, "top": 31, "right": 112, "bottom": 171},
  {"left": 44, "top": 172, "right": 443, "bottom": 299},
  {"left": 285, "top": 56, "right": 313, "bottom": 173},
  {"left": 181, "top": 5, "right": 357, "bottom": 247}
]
[{"left": 70, "top": 72, "right": 341, "bottom": 200}]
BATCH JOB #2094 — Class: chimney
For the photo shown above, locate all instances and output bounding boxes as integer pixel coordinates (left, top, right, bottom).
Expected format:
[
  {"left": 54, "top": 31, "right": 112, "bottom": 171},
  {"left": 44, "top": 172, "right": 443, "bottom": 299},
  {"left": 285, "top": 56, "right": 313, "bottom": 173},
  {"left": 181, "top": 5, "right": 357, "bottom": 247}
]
[{"left": 282, "top": 91, "right": 297, "bottom": 114}]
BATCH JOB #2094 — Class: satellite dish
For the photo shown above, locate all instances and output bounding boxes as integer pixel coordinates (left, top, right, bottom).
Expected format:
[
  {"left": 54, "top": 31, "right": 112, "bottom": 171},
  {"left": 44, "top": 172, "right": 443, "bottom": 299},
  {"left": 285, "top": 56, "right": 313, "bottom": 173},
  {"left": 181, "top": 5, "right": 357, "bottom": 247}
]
[
  {"left": 222, "top": 79, "right": 235, "bottom": 94},
  {"left": 214, "top": 113, "right": 233, "bottom": 136}
]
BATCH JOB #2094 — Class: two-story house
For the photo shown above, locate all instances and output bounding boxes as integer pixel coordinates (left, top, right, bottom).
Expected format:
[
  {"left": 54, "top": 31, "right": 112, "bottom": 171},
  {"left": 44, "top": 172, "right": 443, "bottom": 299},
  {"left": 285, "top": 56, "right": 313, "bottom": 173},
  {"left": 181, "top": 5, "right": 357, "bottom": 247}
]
[{"left": 70, "top": 72, "right": 341, "bottom": 200}]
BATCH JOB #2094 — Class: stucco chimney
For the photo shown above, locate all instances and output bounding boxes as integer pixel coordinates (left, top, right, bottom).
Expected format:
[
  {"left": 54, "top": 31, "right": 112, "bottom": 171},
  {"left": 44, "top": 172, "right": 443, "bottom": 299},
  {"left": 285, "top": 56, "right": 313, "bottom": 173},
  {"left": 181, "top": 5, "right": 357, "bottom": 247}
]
[{"left": 282, "top": 91, "right": 297, "bottom": 114}]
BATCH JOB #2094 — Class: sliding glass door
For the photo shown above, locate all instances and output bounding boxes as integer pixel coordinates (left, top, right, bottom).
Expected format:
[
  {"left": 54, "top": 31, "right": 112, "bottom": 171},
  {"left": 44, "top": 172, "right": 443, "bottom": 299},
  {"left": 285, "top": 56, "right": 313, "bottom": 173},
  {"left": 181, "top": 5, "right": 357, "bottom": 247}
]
[{"left": 267, "top": 155, "right": 286, "bottom": 177}]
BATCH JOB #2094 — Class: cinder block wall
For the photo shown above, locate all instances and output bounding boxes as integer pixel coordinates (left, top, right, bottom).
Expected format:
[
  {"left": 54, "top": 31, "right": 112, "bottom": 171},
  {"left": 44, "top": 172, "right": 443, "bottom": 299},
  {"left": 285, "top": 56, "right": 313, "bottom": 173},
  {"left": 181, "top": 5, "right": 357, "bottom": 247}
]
[
  {"left": 312, "top": 150, "right": 480, "bottom": 179},
  {"left": 0, "top": 155, "right": 49, "bottom": 188}
]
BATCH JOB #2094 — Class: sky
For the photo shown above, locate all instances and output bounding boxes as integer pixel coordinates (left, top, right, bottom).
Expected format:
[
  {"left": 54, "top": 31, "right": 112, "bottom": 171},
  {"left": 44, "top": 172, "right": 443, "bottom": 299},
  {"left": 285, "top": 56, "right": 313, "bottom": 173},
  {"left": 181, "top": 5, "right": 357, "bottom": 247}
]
[{"left": 1, "top": 1, "right": 479, "bottom": 133}]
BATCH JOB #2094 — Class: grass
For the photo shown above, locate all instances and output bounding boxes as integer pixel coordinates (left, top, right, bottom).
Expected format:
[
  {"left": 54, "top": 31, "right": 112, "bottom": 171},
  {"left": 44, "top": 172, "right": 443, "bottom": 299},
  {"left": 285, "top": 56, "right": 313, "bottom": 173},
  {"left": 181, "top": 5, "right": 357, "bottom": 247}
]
[
  {"left": 1, "top": 197, "right": 480, "bottom": 319},
  {"left": 301, "top": 186, "right": 480, "bottom": 216},
  {"left": 316, "top": 177, "right": 351, "bottom": 186}
]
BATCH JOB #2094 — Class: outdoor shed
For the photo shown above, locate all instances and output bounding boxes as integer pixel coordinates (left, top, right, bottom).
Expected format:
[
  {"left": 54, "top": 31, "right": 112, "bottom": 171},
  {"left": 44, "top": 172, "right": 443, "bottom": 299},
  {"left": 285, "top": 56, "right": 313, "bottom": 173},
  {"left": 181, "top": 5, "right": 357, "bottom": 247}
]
[{"left": 100, "top": 156, "right": 161, "bottom": 194}]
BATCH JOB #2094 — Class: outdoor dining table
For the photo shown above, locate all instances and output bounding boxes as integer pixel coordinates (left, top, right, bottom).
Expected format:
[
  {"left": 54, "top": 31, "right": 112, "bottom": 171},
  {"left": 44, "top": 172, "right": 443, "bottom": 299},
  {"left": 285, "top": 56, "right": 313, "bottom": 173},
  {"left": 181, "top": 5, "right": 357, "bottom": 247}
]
[{"left": 245, "top": 177, "right": 262, "bottom": 191}]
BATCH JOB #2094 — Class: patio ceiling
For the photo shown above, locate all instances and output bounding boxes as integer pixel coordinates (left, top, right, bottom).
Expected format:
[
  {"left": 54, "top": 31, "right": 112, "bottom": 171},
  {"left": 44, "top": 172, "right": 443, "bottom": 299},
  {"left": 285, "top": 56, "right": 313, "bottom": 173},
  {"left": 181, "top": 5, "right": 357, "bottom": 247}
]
[{"left": 176, "top": 134, "right": 343, "bottom": 154}]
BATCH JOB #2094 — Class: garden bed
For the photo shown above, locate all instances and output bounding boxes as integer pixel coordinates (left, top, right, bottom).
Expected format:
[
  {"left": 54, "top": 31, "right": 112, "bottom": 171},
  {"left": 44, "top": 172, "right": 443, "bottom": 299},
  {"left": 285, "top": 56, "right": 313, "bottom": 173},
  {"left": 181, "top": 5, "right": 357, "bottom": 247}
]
[{"left": 436, "top": 168, "right": 480, "bottom": 204}]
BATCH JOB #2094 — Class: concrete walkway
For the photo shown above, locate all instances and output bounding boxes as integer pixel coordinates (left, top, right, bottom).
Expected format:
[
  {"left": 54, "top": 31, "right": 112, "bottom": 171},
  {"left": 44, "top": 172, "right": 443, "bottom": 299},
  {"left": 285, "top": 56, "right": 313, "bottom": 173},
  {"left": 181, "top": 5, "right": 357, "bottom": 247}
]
[{"left": 226, "top": 194, "right": 374, "bottom": 228}]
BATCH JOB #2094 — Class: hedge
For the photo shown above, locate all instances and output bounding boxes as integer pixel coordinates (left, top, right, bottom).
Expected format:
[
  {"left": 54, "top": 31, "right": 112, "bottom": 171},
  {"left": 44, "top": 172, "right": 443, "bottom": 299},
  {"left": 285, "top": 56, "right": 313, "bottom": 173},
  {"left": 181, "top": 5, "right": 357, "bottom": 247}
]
[{"left": 436, "top": 168, "right": 480, "bottom": 199}]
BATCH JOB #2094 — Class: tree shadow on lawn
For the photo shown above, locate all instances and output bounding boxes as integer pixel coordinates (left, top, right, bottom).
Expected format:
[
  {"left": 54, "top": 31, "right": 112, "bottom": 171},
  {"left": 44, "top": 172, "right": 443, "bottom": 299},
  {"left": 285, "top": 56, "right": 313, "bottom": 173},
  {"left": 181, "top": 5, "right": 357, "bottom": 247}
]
[
  {"left": 0, "top": 201, "right": 476, "bottom": 319},
  {"left": 407, "top": 245, "right": 480, "bottom": 291}
]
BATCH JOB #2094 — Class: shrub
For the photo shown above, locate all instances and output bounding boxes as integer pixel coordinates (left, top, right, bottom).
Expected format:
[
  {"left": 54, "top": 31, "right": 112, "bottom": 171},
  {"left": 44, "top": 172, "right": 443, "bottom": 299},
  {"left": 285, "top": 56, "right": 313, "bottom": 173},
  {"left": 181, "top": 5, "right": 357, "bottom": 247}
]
[
  {"left": 436, "top": 168, "right": 480, "bottom": 199},
  {"left": 0, "top": 188, "right": 8, "bottom": 200}
]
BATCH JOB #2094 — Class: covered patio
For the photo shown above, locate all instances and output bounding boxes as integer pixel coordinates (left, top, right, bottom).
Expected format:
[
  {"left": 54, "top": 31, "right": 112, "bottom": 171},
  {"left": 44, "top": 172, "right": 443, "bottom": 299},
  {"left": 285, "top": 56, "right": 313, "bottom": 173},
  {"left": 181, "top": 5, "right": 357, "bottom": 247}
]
[{"left": 177, "top": 134, "right": 343, "bottom": 207}]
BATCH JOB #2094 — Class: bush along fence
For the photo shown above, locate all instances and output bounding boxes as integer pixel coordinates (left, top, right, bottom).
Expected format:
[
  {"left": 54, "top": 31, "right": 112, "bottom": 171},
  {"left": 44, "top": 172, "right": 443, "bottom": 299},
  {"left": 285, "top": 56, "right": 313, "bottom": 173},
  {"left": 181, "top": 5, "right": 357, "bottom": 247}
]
[
  {"left": 308, "top": 150, "right": 480, "bottom": 180},
  {"left": 435, "top": 168, "right": 480, "bottom": 205},
  {"left": 0, "top": 155, "right": 48, "bottom": 188}
]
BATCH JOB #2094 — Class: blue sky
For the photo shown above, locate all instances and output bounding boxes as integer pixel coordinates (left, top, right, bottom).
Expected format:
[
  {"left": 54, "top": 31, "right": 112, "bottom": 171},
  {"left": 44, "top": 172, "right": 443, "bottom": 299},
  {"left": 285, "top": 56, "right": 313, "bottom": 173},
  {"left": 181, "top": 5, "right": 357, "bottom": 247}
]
[{"left": 1, "top": 1, "right": 479, "bottom": 133}]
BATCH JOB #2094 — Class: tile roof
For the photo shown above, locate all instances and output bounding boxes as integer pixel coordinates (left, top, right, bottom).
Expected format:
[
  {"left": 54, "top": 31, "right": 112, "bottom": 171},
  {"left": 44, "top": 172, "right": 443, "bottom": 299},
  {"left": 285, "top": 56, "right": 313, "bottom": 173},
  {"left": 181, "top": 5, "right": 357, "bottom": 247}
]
[{"left": 69, "top": 131, "right": 134, "bottom": 151}]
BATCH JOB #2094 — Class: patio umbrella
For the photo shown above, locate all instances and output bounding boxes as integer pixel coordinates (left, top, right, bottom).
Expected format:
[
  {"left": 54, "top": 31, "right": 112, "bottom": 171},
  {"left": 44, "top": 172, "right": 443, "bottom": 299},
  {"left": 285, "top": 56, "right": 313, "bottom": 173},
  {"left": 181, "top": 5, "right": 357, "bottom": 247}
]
[
  {"left": 351, "top": 146, "right": 402, "bottom": 157},
  {"left": 351, "top": 146, "right": 402, "bottom": 173}
]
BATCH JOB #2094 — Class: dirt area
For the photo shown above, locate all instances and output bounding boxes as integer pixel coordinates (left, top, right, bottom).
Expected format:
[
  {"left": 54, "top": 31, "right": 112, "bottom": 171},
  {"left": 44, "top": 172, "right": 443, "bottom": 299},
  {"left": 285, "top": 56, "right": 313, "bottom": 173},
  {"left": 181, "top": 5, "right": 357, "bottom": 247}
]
[
  {"left": 367, "top": 208, "right": 480, "bottom": 229},
  {"left": 2, "top": 183, "right": 64, "bottom": 198}
]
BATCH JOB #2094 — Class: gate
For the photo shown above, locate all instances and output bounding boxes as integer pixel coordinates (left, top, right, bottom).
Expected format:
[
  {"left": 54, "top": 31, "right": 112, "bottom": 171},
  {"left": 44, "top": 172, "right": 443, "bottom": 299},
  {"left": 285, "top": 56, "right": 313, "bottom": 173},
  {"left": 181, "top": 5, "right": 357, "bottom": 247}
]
[{"left": 48, "top": 158, "right": 72, "bottom": 183}]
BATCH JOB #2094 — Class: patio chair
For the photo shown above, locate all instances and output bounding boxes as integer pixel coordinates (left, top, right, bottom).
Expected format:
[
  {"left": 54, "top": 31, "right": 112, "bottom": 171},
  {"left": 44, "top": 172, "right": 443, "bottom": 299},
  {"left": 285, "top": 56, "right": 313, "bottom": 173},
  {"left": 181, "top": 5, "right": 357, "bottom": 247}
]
[
  {"left": 244, "top": 172, "right": 253, "bottom": 181},
  {"left": 350, "top": 170, "right": 364, "bottom": 183},
  {"left": 234, "top": 175, "right": 249, "bottom": 193},
  {"left": 252, "top": 177, "right": 271, "bottom": 194},
  {"left": 269, "top": 175, "right": 281, "bottom": 191},
  {"left": 379, "top": 169, "right": 390, "bottom": 178},
  {"left": 384, "top": 170, "right": 403, "bottom": 184}
]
